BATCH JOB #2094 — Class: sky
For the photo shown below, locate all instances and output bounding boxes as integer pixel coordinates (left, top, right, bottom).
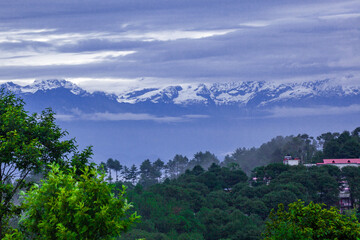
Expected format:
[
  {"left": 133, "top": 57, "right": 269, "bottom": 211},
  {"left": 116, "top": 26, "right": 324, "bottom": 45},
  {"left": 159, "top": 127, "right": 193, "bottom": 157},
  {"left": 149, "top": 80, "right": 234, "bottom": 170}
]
[{"left": 1, "top": 0, "right": 360, "bottom": 93}]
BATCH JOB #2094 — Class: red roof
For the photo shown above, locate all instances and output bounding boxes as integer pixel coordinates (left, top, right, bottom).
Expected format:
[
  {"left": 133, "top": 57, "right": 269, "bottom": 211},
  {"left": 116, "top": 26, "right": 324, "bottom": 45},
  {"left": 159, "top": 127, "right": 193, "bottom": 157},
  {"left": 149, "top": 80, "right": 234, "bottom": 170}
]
[{"left": 318, "top": 159, "right": 360, "bottom": 165}]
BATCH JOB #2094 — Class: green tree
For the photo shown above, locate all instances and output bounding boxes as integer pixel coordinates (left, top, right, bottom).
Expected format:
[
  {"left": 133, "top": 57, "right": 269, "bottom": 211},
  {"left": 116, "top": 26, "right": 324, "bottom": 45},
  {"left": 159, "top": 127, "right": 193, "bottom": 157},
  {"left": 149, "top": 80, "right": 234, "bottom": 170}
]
[
  {"left": 107, "top": 158, "right": 115, "bottom": 183},
  {"left": 0, "top": 91, "right": 83, "bottom": 238},
  {"left": 113, "top": 159, "right": 123, "bottom": 182},
  {"left": 190, "top": 165, "right": 205, "bottom": 175},
  {"left": 310, "top": 166, "right": 339, "bottom": 206},
  {"left": 153, "top": 159, "right": 164, "bottom": 182},
  {"left": 342, "top": 166, "right": 360, "bottom": 205},
  {"left": 263, "top": 200, "right": 360, "bottom": 240},
  {"left": 122, "top": 165, "right": 139, "bottom": 185},
  {"left": 321, "top": 128, "right": 360, "bottom": 159},
  {"left": 166, "top": 155, "right": 189, "bottom": 179},
  {"left": 20, "top": 164, "right": 140, "bottom": 239},
  {"left": 188, "top": 151, "right": 219, "bottom": 170},
  {"left": 262, "top": 190, "right": 298, "bottom": 211},
  {"left": 122, "top": 166, "right": 131, "bottom": 182},
  {"left": 98, "top": 161, "right": 108, "bottom": 174},
  {"left": 139, "top": 159, "right": 157, "bottom": 187},
  {"left": 236, "top": 198, "right": 268, "bottom": 219},
  {"left": 129, "top": 164, "right": 139, "bottom": 185}
]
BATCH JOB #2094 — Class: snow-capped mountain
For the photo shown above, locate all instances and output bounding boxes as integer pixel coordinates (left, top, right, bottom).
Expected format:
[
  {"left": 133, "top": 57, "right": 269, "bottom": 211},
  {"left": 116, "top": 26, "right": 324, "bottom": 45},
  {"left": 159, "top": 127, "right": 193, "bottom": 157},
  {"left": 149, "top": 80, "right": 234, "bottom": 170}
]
[
  {"left": 1, "top": 79, "right": 87, "bottom": 95},
  {"left": 1, "top": 79, "right": 360, "bottom": 109},
  {"left": 116, "top": 80, "right": 360, "bottom": 106}
]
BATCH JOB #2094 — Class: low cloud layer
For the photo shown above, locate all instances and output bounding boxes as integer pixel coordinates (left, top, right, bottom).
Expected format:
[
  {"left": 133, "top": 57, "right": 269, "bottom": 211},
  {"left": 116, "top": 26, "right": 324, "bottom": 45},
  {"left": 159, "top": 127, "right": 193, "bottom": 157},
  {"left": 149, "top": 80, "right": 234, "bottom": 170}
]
[
  {"left": 56, "top": 110, "right": 209, "bottom": 123},
  {"left": 267, "top": 104, "right": 360, "bottom": 118}
]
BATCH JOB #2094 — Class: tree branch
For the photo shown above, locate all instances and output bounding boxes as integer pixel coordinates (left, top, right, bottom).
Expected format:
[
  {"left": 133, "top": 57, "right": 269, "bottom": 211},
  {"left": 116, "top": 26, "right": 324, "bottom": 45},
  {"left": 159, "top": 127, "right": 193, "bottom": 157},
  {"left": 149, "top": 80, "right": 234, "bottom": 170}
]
[
  {"left": 4, "top": 169, "right": 31, "bottom": 206},
  {"left": 3, "top": 163, "right": 17, "bottom": 183}
]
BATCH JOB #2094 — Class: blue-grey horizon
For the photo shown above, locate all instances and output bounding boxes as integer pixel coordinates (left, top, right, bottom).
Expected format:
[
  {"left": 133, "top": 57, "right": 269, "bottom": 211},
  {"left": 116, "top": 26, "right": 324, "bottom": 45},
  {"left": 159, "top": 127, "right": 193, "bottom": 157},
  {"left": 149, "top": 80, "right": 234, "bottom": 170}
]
[{"left": 1, "top": 0, "right": 360, "bottom": 93}]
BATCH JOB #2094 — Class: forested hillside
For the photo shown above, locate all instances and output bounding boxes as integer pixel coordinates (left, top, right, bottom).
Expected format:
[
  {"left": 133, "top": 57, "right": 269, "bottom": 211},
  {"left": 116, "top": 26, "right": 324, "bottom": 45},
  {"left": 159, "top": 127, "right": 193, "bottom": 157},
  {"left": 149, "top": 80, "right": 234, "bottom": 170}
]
[
  {"left": 119, "top": 163, "right": 360, "bottom": 240},
  {"left": 103, "top": 127, "right": 360, "bottom": 185},
  {"left": 103, "top": 127, "right": 360, "bottom": 240}
]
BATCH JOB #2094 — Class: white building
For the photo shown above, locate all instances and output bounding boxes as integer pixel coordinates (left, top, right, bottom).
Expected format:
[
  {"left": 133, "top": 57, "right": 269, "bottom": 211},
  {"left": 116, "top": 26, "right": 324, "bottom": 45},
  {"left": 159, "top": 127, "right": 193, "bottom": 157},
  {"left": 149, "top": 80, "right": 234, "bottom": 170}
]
[{"left": 283, "top": 156, "right": 300, "bottom": 166}]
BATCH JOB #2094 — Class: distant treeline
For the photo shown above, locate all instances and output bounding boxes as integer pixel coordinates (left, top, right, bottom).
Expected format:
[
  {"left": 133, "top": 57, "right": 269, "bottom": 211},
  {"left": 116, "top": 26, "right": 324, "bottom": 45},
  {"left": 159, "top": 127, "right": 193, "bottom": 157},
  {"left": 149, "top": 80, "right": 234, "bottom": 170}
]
[{"left": 101, "top": 127, "right": 360, "bottom": 186}]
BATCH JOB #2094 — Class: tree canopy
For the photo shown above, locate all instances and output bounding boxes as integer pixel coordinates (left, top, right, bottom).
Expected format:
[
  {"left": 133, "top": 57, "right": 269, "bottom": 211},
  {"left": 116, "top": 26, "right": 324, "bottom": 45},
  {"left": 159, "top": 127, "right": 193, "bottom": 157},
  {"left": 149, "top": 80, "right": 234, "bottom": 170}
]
[
  {"left": 19, "top": 164, "right": 140, "bottom": 240},
  {"left": 0, "top": 91, "right": 139, "bottom": 239},
  {"left": 0, "top": 91, "right": 87, "bottom": 237},
  {"left": 263, "top": 200, "right": 360, "bottom": 240}
]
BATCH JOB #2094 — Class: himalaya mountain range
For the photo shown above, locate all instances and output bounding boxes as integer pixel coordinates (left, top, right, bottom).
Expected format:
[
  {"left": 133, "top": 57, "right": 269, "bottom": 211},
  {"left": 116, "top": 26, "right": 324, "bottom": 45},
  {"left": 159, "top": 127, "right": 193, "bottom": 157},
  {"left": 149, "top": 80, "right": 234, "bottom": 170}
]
[
  {"left": 1, "top": 79, "right": 360, "bottom": 164},
  {"left": 1, "top": 79, "right": 360, "bottom": 113}
]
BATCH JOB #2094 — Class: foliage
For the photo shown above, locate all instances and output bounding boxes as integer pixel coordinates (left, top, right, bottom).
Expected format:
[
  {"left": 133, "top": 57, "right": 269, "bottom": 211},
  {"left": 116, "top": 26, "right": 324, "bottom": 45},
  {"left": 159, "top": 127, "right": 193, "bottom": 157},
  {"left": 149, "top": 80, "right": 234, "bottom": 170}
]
[
  {"left": 139, "top": 159, "right": 165, "bottom": 187},
  {"left": 120, "top": 157, "right": 360, "bottom": 240},
  {"left": 222, "top": 134, "right": 318, "bottom": 173},
  {"left": 20, "top": 164, "right": 140, "bottom": 239},
  {"left": 342, "top": 166, "right": 360, "bottom": 204},
  {"left": 188, "top": 151, "right": 219, "bottom": 170},
  {"left": 2, "top": 228, "right": 23, "bottom": 240},
  {"left": 96, "top": 127, "right": 360, "bottom": 239},
  {"left": 106, "top": 158, "right": 115, "bottom": 182},
  {"left": 106, "top": 158, "right": 123, "bottom": 183},
  {"left": 123, "top": 164, "right": 139, "bottom": 184},
  {"left": 319, "top": 129, "right": 360, "bottom": 159},
  {"left": 166, "top": 155, "right": 189, "bottom": 179},
  {"left": 263, "top": 200, "right": 360, "bottom": 240},
  {"left": 98, "top": 161, "right": 108, "bottom": 174},
  {"left": 121, "top": 164, "right": 265, "bottom": 240},
  {"left": 0, "top": 91, "right": 87, "bottom": 237}
]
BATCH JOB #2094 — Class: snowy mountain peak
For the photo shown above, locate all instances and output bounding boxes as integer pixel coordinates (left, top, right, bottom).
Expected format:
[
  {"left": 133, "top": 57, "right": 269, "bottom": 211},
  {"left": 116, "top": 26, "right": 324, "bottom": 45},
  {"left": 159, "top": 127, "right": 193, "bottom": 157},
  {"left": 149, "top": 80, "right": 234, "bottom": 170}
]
[
  {"left": 1, "top": 78, "right": 360, "bottom": 107},
  {"left": 114, "top": 79, "right": 360, "bottom": 106},
  {"left": 0, "top": 82, "right": 22, "bottom": 94},
  {"left": 27, "top": 79, "right": 86, "bottom": 95},
  {"left": 1, "top": 79, "right": 87, "bottom": 95},
  {"left": 32, "top": 79, "right": 69, "bottom": 89}
]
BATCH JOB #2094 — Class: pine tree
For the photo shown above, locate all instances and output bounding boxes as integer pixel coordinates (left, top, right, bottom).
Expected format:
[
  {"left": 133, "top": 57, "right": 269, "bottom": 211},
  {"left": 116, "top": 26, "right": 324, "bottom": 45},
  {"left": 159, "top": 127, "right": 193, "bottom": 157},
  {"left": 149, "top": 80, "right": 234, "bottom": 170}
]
[
  {"left": 113, "top": 159, "right": 123, "bottom": 182},
  {"left": 106, "top": 158, "right": 115, "bottom": 183}
]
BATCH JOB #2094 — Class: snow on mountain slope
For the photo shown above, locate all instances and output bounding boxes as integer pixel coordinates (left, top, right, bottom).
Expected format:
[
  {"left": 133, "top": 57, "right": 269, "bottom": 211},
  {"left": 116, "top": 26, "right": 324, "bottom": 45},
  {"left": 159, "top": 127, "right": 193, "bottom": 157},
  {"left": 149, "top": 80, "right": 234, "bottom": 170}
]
[
  {"left": 1, "top": 78, "right": 360, "bottom": 107},
  {"left": 26, "top": 79, "right": 86, "bottom": 95},
  {"left": 173, "top": 85, "right": 209, "bottom": 104},
  {"left": 115, "top": 79, "right": 360, "bottom": 106},
  {"left": 1, "top": 79, "right": 87, "bottom": 95}
]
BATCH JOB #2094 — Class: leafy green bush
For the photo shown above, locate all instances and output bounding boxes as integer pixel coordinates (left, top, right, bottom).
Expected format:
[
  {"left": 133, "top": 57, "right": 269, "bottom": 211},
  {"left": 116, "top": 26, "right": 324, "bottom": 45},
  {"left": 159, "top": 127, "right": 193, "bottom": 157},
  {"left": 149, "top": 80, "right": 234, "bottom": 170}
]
[
  {"left": 0, "top": 90, "right": 82, "bottom": 237},
  {"left": 263, "top": 200, "right": 360, "bottom": 240},
  {"left": 20, "top": 164, "right": 140, "bottom": 239}
]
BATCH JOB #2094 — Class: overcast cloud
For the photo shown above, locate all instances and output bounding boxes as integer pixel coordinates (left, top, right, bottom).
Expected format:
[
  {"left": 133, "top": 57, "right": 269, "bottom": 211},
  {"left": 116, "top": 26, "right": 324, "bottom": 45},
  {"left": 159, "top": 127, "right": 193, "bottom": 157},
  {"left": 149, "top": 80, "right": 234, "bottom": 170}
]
[{"left": 1, "top": 0, "right": 360, "bottom": 92}]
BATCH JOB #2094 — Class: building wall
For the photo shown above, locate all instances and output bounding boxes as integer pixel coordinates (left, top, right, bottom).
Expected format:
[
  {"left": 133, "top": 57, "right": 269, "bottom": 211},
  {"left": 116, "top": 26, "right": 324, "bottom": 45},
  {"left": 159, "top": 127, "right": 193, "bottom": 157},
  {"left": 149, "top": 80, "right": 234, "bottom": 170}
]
[{"left": 284, "top": 160, "right": 300, "bottom": 166}]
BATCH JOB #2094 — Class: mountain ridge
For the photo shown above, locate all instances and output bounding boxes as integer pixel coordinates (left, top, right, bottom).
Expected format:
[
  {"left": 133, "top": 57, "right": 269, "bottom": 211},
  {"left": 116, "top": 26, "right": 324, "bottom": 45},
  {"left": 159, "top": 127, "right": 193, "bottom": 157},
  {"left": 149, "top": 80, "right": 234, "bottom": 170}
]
[{"left": 1, "top": 79, "right": 360, "bottom": 108}]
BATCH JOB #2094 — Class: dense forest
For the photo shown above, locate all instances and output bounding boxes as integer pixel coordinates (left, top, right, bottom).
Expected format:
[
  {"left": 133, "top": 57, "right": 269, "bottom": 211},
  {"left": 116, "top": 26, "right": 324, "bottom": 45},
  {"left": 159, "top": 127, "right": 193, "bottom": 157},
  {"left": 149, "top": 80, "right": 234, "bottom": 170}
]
[
  {"left": 100, "top": 127, "right": 360, "bottom": 240},
  {"left": 115, "top": 163, "right": 360, "bottom": 239}
]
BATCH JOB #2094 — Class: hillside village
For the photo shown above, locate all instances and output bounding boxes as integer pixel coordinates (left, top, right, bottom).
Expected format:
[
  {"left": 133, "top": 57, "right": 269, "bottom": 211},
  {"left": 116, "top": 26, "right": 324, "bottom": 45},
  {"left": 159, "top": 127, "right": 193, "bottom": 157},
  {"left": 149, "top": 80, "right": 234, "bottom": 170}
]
[{"left": 282, "top": 156, "right": 360, "bottom": 213}]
